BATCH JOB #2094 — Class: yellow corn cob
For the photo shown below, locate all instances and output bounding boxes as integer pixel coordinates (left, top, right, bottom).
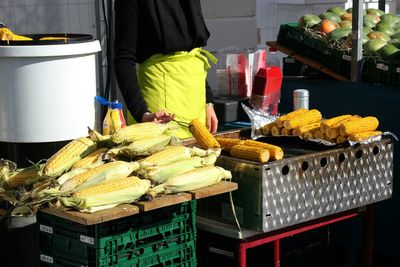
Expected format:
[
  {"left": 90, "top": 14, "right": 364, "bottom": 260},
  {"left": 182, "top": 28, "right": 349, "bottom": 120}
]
[
  {"left": 73, "top": 176, "right": 142, "bottom": 198},
  {"left": 271, "top": 125, "right": 281, "bottom": 136},
  {"left": 7, "top": 165, "right": 41, "bottom": 188},
  {"left": 323, "top": 135, "right": 335, "bottom": 143},
  {"left": 230, "top": 145, "right": 270, "bottom": 163},
  {"left": 60, "top": 161, "right": 138, "bottom": 192},
  {"left": 348, "top": 131, "right": 382, "bottom": 142},
  {"left": 148, "top": 166, "right": 232, "bottom": 197},
  {"left": 243, "top": 140, "right": 284, "bottom": 160},
  {"left": 40, "top": 137, "right": 97, "bottom": 177},
  {"left": 281, "top": 128, "right": 292, "bottom": 136},
  {"left": 276, "top": 109, "right": 308, "bottom": 127},
  {"left": 215, "top": 137, "right": 244, "bottom": 151},
  {"left": 283, "top": 109, "right": 322, "bottom": 130},
  {"left": 303, "top": 131, "right": 314, "bottom": 139},
  {"left": 336, "top": 136, "right": 348, "bottom": 144},
  {"left": 340, "top": 116, "right": 379, "bottom": 136},
  {"left": 261, "top": 122, "right": 277, "bottom": 136},
  {"left": 189, "top": 119, "right": 220, "bottom": 150},
  {"left": 111, "top": 122, "right": 169, "bottom": 144},
  {"left": 320, "top": 115, "right": 352, "bottom": 133},
  {"left": 313, "top": 129, "right": 324, "bottom": 140},
  {"left": 62, "top": 176, "right": 151, "bottom": 210},
  {"left": 293, "top": 122, "right": 321, "bottom": 136},
  {"left": 0, "top": 28, "right": 32, "bottom": 41},
  {"left": 325, "top": 115, "right": 361, "bottom": 139},
  {"left": 139, "top": 146, "right": 192, "bottom": 168},
  {"left": 71, "top": 148, "right": 108, "bottom": 169}
]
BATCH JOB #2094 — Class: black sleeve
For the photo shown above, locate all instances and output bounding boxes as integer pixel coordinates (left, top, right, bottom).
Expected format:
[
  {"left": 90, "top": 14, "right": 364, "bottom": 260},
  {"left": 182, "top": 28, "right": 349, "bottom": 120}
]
[
  {"left": 114, "top": 0, "right": 148, "bottom": 122},
  {"left": 205, "top": 80, "right": 214, "bottom": 103}
]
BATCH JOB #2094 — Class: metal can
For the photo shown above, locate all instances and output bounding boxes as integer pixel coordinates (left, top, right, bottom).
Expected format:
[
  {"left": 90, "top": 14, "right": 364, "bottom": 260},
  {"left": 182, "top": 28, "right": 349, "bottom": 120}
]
[{"left": 293, "top": 89, "right": 309, "bottom": 110}]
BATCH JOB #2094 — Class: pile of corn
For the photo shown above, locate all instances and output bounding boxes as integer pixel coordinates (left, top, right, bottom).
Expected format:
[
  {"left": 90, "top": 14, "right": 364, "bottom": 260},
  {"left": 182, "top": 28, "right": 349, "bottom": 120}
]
[
  {"left": 0, "top": 120, "right": 232, "bottom": 214},
  {"left": 261, "top": 109, "right": 382, "bottom": 144}
]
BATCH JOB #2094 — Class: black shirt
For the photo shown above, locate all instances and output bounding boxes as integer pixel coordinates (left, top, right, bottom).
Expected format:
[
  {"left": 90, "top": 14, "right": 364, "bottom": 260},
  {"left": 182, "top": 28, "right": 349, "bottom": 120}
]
[{"left": 114, "top": 0, "right": 214, "bottom": 122}]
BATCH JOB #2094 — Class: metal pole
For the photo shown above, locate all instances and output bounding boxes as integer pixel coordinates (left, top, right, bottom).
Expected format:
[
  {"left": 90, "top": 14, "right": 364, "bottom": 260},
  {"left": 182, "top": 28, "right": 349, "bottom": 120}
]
[
  {"left": 378, "top": 0, "right": 386, "bottom": 12},
  {"left": 351, "top": 0, "right": 363, "bottom": 82},
  {"left": 94, "top": 0, "right": 105, "bottom": 130}
]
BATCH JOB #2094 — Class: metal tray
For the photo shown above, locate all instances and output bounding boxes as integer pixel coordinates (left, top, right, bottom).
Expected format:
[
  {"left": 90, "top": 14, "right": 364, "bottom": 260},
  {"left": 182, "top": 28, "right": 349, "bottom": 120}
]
[{"left": 197, "top": 132, "right": 394, "bottom": 234}]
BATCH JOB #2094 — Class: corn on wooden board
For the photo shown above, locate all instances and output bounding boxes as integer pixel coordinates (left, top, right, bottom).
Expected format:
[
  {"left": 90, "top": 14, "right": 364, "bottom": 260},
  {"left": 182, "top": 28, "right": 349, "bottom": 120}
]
[
  {"left": 40, "top": 204, "right": 139, "bottom": 225},
  {"left": 39, "top": 181, "right": 238, "bottom": 225}
]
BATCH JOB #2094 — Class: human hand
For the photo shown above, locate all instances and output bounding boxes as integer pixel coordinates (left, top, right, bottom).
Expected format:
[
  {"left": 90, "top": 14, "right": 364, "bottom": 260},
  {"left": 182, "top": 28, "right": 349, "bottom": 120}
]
[
  {"left": 206, "top": 104, "right": 218, "bottom": 133},
  {"left": 141, "top": 110, "right": 174, "bottom": 124}
]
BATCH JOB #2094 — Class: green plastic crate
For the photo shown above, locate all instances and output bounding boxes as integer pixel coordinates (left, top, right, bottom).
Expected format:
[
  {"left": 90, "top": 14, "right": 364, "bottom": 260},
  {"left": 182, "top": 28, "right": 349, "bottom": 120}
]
[
  {"left": 39, "top": 241, "right": 196, "bottom": 267},
  {"left": 361, "top": 58, "right": 394, "bottom": 85},
  {"left": 391, "top": 64, "right": 400, "bottom": 86},
  {"left": 38, "top": 200, "right": 196, "bottom": 264}
]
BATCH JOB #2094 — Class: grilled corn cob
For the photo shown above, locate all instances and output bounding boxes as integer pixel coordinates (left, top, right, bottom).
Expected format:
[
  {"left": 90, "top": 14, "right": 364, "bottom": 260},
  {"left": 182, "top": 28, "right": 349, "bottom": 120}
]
[
  {"left": 276, "top": 109, "right": 308, "bottom": 127},
  {"left": 271, "top": 125, "right": 281, "bottom": 136},
  {"left": 189, "top": 119, "right": 220, "bottom": 150},
  {"left": 281, "top": 128, "right": 292, "bottom": 136},
  {"left": 339, "top": 116, "right": 379, "bottom": 136},
  {"left": 348, "top": 131, "right": 382, "bottom": 142},
  {"left": 320, "top": 115, "right": 352, "bottom": 133},
  {"left": 60, "top": 161, "right": 139, "bottom": 192},
  {"left": 71, "top": 148, "right": 108, "bottom": 169},
  {"left": 40, "top": 137, "right": 97, "bottom": 177},
  {"left": 62, "top": 176, "right": 150, "bottom": 210},
  {"left": 139, "top": 146, "right": 192, "bottom": 168},
  {"left": 283, "top": 109, "right": 322, "bottom": 130},
  {"left": 148, "top": 166, "right": 232, "bottom": 197},
  {"left": 111, "top": 122, "right": 169, "bottom": 144},
  {"left": 230, "top": 145, "right": 270, "bottom": 163},
  {"left": 313, "top": 129, "right": 324, "bottom": 140},
  {"left": 325, "top": 115, "right": 361, "bottom": 139},
  {"left": 336, "top": 136, "right": 348, "bottom": 144},
  {"left": 215, "top": 137, "right": 244, "bottom": 151},
  {"left": 293, "top": 122, "right": 321, "bottom": 136},
  {"left": 243, "top": 140, "right": 284, "bottom": 160},
  {"left": 261, "top": 122, "right": 277, "bottom": 136}
]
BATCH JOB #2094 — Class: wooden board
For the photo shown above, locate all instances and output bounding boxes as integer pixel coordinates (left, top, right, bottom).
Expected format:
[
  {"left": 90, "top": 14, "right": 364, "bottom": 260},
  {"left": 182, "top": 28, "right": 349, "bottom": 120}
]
[
  {"left": 266, "top": 41, "right": 349, "bottom": 81},
  {"left": 135, "top": 193, "right": 192, "bottom": 212},
  {"left": 40, "top": 204, "right": 139, "bottom": 225},
  {"left": 188, "top": 181, "right": 238, "bottom": 199}
]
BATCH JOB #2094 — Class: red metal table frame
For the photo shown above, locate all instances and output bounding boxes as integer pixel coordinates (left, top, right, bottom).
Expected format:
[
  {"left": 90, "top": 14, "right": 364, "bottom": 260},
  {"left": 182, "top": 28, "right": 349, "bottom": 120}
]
[{"left": 237, "top": 206, "right": 373, "bottom": 267}]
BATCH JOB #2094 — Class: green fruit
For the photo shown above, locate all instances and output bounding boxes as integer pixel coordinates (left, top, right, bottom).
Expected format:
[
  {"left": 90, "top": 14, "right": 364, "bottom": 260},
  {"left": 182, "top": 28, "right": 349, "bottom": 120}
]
[
  {"left": 319, "top": 12, "right": 341, "bottom": 23},
  {"left": 330, "top": 28, "right": 351, "bottom": 40},
  {"left": 374, "top": 22, "right": 395, "bottom": 36},
  {"left": 394, "top": 23, "right": 400, "bottom": 32},
  {"left": 327, "top": 6, "right": 346, "bottom": 16},
  {"left": 381, "top": 13, "right": 400, "bottom": 26},
  {"left": 379, "top": 43, "right": 400, "bottom": 60},
  {"left": 299, "top": 14, "right": 322, "bottom": 28},
  {"left": 366, "top": 8, "right": 385, "bottom": 16},
  {"left": 364, "top": 39, "right": 387, "bottom": 55},
  {"left": 368, "top": 31, "right": 391, "bottom": 43},
  {"left": 339, "top": 20, "right": 352, "bottom": 29},
  {"left": 364, "top": 14, "right": 381, "bottom": 25},
  {"left": 364, "top": 27, "right": 373, "bottom": 34}
]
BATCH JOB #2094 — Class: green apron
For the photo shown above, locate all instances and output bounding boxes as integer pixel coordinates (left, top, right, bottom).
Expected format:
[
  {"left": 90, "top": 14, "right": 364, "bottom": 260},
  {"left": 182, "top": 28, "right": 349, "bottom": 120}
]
[{"left": 128, "top": 48, "right": 217, "bottom": 139}]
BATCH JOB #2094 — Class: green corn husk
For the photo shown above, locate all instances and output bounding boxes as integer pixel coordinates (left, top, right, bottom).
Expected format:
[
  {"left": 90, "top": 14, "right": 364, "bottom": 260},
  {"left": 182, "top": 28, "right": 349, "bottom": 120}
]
[
  {"left": 107, "top": 134, "right": 172, "bottom": 158},
  {"left": 148, "top": 166, "right": 232, "bottom": 197},
  {"left": 141, "top": 153, "right": 217, "bottom": 185}
]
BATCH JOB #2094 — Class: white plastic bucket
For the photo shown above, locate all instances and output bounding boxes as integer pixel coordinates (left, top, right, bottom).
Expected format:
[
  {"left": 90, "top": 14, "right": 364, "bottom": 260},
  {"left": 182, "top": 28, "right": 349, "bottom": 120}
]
[{"left": 0, "top": 40, "right": 101, "bottom": 143}]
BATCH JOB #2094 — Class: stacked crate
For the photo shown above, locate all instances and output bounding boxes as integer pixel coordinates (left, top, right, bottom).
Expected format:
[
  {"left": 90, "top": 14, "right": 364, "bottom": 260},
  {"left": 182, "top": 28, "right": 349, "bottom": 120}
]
[{"left": 37, "top": 200, "right": 197, "bottom": 266}]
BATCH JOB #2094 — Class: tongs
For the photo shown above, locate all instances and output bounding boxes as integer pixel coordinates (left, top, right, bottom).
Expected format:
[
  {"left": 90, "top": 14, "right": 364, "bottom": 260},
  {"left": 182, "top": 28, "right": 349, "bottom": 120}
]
[{"left": 168, "top": 114, "right": 189, "bottom": 128}]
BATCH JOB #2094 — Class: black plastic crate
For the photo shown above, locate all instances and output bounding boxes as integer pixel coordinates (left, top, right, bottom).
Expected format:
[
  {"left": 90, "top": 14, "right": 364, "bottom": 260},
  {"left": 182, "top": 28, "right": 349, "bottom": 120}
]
[
  {"left": 361, "top": 58, "right": 394, "bottom": 85},
  {"left": 38, "top": 200, "right": 196, "bottom": 264}
]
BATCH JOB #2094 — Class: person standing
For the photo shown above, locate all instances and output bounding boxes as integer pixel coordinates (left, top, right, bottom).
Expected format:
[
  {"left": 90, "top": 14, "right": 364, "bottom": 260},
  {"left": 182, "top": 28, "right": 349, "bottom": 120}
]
[{"left": 114, "top": 0, "right": 218, "bottom": 138}]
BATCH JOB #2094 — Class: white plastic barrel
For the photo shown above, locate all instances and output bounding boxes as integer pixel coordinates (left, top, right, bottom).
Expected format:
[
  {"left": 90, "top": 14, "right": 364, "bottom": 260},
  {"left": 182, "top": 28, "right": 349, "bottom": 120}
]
[{"left": 0, "top": 40, "right": 101, "bottom": 143}]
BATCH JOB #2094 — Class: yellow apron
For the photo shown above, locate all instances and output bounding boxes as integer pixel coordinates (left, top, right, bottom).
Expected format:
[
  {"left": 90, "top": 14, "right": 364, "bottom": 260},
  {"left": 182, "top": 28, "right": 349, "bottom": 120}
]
[{"left": 128, "top": 48, "right": 217, "bottom": 139}]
